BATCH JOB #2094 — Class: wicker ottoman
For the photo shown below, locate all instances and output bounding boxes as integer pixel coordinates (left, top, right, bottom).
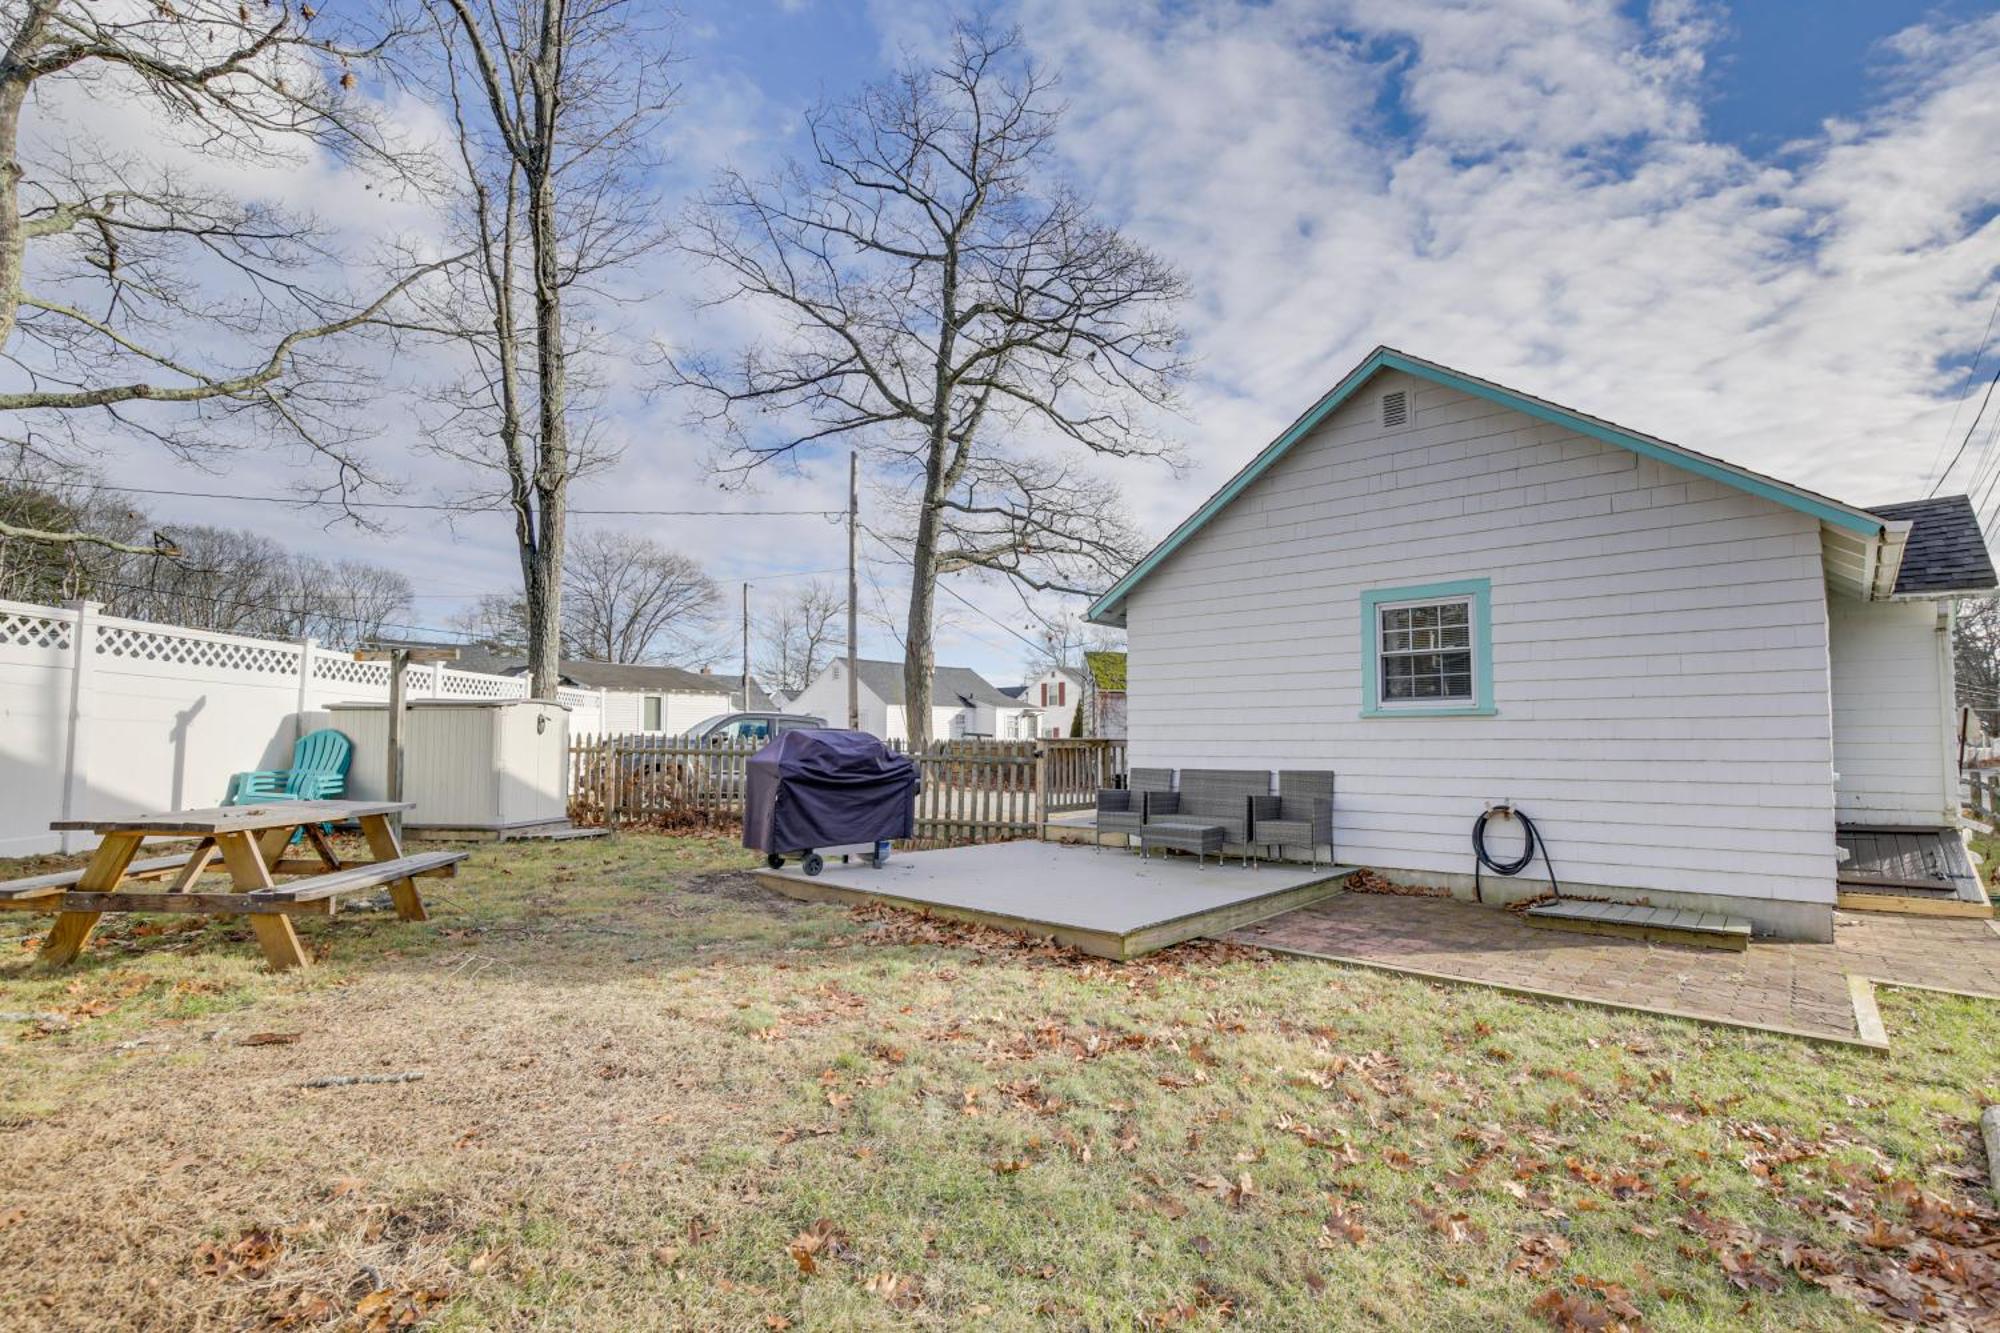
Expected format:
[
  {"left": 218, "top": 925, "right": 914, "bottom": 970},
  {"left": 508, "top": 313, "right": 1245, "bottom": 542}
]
[{"left": 1138, "top": 821, "right": 1226, "bottom": 867}]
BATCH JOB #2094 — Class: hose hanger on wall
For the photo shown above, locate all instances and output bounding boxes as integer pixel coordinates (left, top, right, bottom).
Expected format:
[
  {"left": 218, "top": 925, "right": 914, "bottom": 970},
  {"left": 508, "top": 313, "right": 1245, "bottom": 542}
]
[{"left": 1472, "top": 804, "right": 1560, "bottom": 904}]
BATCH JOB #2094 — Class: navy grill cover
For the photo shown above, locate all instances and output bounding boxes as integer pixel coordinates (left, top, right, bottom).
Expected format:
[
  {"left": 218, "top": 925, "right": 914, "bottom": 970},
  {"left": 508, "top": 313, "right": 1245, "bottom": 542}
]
[{"left": 742, "top": 729, "right": 918, "bottom": 853}]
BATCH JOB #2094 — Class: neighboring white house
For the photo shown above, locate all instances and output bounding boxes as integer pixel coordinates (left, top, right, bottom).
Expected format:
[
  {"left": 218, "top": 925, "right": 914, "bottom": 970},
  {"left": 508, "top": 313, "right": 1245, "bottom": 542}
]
[
  {"left": 1022, "top": 665, "right": 1084, "bottom": 736},
  {"left": 786, "top": 658, "right": 1031, "bottom": 744},
  {"left": 1086, "top": 346, "right": 1999, "bottom": 942}
]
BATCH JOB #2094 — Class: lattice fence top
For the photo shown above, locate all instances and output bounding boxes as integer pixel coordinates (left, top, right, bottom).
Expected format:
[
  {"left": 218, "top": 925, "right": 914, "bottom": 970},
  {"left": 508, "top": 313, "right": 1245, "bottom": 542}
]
[
  {"left": 440, "top": 668, "right": 528, "bottom": 700},
  {"left": 556, "top": 686, "right": 599, "bottom": 709},
  {"left": 96, "top": 622, "right": 301, "bottom": 676},
  {"left": 311, "top": 653, "right": 392, "bottom": 688},
  {"left": 0, "top": 608, "right": 74, "bottom": 653}
]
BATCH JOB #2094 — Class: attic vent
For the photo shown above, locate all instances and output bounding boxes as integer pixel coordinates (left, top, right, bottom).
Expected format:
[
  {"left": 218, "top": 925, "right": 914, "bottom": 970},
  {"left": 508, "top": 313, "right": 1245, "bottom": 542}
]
[{"left": 1381, "top": 390, "right": 1408, "bottom": 428}]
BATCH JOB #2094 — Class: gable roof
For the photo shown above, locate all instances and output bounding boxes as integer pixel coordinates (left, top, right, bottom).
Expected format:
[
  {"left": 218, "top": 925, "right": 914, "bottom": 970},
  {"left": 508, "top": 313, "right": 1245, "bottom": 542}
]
[
  {"left": 1083, "top": 650, "right": 1127, "bottom": 691},
  {"left": 1867, "top": 495, "right": 1999, "bottom": 596},
  {"left": 841, "top": 657, "right": 1020, "bottom": 711},
  {"left": 517, "top": 659, "right": 736, "bottom": 694},
  {"left": 1088, "top": 346, "right": 1900, "bottom": 625}
]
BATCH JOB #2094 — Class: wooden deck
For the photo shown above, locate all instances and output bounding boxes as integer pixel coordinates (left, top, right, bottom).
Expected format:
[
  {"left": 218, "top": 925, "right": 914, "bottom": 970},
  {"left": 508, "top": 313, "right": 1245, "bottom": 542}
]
[
  {"left": 755, "top": 840, "right": 1353, "bottom": 959},
  {"left": 1835, "top": 825, "right": 1991, "bottom": 918}
]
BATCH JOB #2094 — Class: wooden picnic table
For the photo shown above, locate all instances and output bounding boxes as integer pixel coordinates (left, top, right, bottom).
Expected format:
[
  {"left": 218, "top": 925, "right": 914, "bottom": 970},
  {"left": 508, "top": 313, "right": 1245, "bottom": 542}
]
[{"left": 21, "top": 800, "right": 462, "bottom": 972}]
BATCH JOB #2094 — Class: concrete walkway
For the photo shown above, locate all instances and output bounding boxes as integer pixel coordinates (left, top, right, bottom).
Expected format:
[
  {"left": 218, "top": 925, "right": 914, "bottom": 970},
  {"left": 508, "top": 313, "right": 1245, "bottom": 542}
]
[{"left": 1228, "top": 893, "right": 2000, "bottom": 1047}]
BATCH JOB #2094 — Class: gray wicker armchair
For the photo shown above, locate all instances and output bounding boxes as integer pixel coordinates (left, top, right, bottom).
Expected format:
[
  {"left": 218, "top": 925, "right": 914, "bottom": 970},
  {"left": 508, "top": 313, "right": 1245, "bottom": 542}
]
[
  {"left": 1257, "top": 771, "right": 1336, "bottom": 867},
  {"left": 1094, "top": 767, "right": 1173, "bottom": 852},
  {"left": 1144, "top": 768, "right": 1271, "bottom": 866}
]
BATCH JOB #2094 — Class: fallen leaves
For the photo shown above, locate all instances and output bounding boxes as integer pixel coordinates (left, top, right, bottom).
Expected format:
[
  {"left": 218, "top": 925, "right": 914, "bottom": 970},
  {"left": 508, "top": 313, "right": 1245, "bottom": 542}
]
[
  {"left": 1318, "top": 1205, "right": 1366, "bottom": 1248},
  {"left": 1415, "top": 1202, "right": 1484, "bottom": 1245},
  {"left": 191, "top": 1229, "right": 283, "bottom": 1281},
  {"left": 785, "top": 1219, "right": 849, "bottom": 1275},
  {"left": 354, "top": 1285, "right": 454, "bottom": 1332},
  {"left": 1191, "top": 1172, "right": 1256, "bottom": 1209},
  {"left": 862, "top": 1270, "right": 923, "bottom": 1310},
  {"left": 1510, "top": 1232, "right": 1572, "bottom": 1279}
]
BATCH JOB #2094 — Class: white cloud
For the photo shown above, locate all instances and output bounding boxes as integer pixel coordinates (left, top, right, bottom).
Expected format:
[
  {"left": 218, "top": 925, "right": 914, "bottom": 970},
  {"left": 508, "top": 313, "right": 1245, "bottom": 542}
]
[
  {"left": 998, "top": 0, "right": 2000, "bottom": 546},
  {"left": 28, "top": 2, "right": 2000, "bottom": 685}
]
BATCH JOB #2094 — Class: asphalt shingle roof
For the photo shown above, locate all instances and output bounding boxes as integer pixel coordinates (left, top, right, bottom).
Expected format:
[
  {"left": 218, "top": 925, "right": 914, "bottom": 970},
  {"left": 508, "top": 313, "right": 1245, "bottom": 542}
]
[
  {"left": 1869, "top": 495, "right": 1999, "bottom": 596},
  {"left": 844, "top": 658, "right": 1018, "bottom": 711}
]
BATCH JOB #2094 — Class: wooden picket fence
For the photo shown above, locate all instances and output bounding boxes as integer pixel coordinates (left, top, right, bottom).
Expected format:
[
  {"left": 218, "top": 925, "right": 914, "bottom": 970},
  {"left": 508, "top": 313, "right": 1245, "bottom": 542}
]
[{"left": 567, "top": 734, "right": 1126, "bottom": 846}]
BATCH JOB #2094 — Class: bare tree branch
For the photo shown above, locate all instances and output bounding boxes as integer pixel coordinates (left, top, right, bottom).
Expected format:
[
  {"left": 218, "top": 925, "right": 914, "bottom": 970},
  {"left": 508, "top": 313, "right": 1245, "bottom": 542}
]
[
  {"left": 666, "top": 18, "right": 1187, "bottom": 750},
  {"left": 402, "top": 0, "right": 678, "bottom": 697},
  {"left": 0, "top": 0, "right": 442, "bottom": 549}
]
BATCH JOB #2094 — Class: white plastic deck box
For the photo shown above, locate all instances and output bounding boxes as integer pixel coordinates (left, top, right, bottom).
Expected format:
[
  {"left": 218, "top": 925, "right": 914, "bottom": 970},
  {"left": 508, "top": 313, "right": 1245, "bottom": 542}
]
[{"left": 327, "top": 699, "right": 571, "bottom": 838}]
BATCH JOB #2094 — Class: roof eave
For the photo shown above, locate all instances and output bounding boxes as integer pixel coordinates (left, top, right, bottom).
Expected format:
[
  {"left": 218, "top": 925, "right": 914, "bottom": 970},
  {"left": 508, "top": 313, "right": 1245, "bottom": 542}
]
[{"left": 1087, "top": 346, "right": 1887, "bottom": 623}]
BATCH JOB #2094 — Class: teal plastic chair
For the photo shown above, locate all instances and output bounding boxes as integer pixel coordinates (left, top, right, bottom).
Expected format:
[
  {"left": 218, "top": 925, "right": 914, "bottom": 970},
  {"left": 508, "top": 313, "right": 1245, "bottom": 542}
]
[{"left": 225, "top": 728, "right": 353, "bottom": 806}]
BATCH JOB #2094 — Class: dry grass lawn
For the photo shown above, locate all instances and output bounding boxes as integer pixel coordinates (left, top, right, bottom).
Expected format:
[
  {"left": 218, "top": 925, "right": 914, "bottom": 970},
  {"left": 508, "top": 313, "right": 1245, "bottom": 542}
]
[{"left": 1, "top": 833, "right": 1997, "bottom": 1331}]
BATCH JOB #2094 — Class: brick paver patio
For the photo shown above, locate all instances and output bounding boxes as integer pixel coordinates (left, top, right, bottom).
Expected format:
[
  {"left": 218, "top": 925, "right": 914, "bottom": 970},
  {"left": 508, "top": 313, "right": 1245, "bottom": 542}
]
[{"left": 1227, "top": 893, "right": 2000, "bottom": 1046}]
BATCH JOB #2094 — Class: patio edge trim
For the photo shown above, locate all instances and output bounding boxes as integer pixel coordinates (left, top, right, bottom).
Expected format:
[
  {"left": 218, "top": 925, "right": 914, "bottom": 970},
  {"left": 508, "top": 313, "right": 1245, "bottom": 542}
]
[{"left": 1243, "top": 939, "right": 1891, "bottom": 1052}]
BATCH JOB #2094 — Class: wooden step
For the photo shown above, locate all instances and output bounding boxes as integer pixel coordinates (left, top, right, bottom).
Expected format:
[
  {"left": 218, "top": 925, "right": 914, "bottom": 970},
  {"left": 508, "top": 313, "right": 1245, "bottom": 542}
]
[{"left": 1523, "top": 900, "right": 1752, "bottom": 951}]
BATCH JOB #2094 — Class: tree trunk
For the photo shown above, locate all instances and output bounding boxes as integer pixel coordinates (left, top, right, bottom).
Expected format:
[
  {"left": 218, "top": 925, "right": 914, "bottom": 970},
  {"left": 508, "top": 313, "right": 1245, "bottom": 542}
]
[
  {"left": 0, "top": 1, "right": 55, "bottom": 351},
  {"left": 522, "top": 12, "right": 568, "bottom": 701},
  {"left": 903, "top": 490, "right": 943, "bottom": 754}
]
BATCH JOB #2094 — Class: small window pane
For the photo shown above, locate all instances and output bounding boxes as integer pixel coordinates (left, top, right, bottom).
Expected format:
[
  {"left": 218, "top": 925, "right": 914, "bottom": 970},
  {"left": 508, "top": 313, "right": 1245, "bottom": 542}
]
[{"left": 1376, "top": 596, "right": 1478, "bottom": 708}]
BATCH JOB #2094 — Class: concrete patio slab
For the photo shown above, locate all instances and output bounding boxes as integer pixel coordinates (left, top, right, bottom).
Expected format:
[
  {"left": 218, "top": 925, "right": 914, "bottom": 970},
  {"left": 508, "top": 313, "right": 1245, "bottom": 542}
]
[
  {"left": 1230, "top": 893, "right": 2000, "bottom": 1048},
  {"left": 755, "top": 840, "right": 1353, "bottom": 959}
]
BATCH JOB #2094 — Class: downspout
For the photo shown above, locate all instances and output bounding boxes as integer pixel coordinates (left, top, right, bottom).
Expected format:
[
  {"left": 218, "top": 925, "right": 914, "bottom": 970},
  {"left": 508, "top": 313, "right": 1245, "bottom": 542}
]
[{"left": 1938, "top": 600, "right": 1960, "bottom": 826}]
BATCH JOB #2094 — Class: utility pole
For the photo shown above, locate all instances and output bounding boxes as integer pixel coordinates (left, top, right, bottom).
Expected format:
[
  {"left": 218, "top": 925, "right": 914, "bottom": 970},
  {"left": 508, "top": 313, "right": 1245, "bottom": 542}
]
[
  {"left": 847, "top": 451, "right": 860, "bottom": 730},
  {"left": 741, "top": 582, "right": 750, "bottom": 711}
]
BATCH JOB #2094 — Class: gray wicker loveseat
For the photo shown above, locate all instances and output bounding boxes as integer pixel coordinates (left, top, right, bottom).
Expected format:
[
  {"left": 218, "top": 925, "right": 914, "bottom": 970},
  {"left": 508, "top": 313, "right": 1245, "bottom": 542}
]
[{"left": 1141, "top": 768, "right": 1272, "bottom": 867}]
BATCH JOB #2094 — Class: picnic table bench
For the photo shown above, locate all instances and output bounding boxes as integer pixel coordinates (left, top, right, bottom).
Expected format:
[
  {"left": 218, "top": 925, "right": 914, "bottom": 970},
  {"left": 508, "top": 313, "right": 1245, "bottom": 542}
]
[{"left": 0, "top": 801, "right": 465, "bottom": 972}]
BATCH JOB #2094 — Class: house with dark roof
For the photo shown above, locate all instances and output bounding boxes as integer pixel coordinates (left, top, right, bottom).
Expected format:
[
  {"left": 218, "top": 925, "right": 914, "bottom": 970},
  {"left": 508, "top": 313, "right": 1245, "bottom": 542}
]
[
  {"left": 1086, "top": 346, "right": 1998, "bottom": 942},
  {"left": 452, "top": 650, "right": 773, "bottom": 733},
  {"left": 784, "top": 657, "right": 1033, "bottom": 744}
]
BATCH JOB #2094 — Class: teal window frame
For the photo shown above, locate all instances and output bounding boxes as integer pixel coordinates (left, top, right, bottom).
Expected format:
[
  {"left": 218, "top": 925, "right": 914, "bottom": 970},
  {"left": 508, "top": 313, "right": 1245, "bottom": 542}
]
[{"left": 1359, "top": 578, "right": 1495, "bottom": 718}]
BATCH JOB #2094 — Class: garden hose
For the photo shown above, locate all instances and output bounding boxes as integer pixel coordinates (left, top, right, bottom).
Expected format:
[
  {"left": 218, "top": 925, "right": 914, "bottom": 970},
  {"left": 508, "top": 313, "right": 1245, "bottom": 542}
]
[{"left": 1472, "top": 805, "right": 1560, "bottom": 904}]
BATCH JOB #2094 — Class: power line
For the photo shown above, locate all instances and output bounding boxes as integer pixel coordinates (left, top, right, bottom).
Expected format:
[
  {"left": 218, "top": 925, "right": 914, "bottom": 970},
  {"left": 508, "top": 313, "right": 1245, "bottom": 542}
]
[
  {"left": 68, "top": 574, "right": 485, "bottom": 642},
  {"left": 14, "top": 477, "right": 846, "bottom": 519},
  {"left": 58, "top": 560, "right": 874, "bottom": 642},
  {"left": 857, "top": 525, "right": 1051, "bottom": 658},
  {"left": 1927, "top": 362, "right": 2000, "bottom": 498},
  {"left": 1926, "top": 287, "right": 2000, "bottom": 493}
]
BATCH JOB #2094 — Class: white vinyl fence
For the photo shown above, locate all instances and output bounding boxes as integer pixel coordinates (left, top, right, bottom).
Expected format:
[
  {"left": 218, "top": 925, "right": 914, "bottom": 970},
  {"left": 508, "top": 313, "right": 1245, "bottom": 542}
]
[{"left": 0, "top": 598, "right": 604, "bottom": 855}]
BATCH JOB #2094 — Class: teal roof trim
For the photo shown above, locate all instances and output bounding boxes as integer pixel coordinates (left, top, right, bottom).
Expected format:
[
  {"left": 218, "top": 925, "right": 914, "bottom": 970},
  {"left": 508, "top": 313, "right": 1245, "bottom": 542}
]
[{"left": 1087, "top": 348, "right": 1885, "bottom": 624}]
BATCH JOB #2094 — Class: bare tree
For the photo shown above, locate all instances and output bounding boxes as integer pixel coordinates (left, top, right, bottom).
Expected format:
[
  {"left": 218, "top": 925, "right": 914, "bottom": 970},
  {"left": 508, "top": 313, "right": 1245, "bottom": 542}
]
[
  {"left": 0, "top": 472, "right": 412, "bottom": 642},
  {"left": 1956, "top": 600, "right": 2000, "bottom": 721},
  {"left": 670, "top": 20, "right": 1187, "bottom": 750},
  {"left": 0, "top": 0, "right": 449, "bottom": 550},
  {"left": 755, "top": 578, "right": 843, "bottom": 694},
  {"left": 1021, "top": 605, "right": 1123, "bottom": 679},
  {"left": 563, "top": 529, "right": 718, "bottom": 663},
  {"left": 403, "top": 0, "right": 676, "bottom": 698},
  {"left": 449, "top": 591, "right": 533, "bottom": 651},
  {"left": 267, "top": 556, "right": 416, "bottom": 644}
]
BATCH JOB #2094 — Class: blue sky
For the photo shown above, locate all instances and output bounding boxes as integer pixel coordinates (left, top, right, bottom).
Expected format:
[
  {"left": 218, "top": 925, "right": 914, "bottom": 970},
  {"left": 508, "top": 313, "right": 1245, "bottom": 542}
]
[{"left": 49, "top": 1, "right": 2000, "bottom": 685}]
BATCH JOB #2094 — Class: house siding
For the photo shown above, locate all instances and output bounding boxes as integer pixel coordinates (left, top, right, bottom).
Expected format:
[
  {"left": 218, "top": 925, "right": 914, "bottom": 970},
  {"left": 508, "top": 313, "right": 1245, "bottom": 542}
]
[
  {"left": 600, "top": 688, "right": 730, "bottom": 735},
  {"left": 1828, "top": 596, "right": 1954, "bottom": 824},
  {"left": 1122, "top": 370, "right": 1838, "bottom": 924},
  {"left": 783, "top": 666, "right": 887, "bottom": 735}
]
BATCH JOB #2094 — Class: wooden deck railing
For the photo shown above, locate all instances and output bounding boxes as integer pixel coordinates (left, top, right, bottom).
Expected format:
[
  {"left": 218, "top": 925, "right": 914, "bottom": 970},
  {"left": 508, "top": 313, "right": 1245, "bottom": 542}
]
[{"left": 567, "top": 734, "right": 1125, "bottom": 845}]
